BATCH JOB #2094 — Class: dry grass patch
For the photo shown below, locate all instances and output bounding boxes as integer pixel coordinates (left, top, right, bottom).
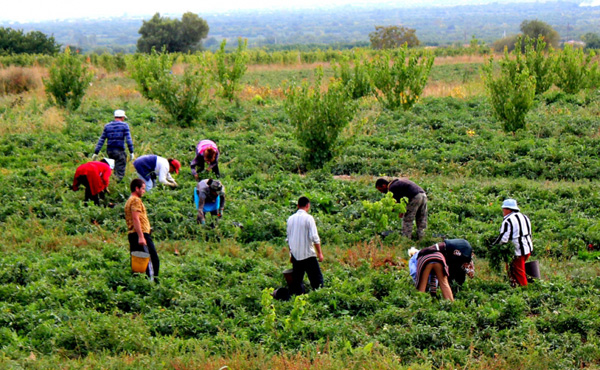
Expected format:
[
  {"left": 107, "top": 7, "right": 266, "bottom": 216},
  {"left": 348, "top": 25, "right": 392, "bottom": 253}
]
[{"left": 0, "top": 65, "right": 44, "bottom": 95}]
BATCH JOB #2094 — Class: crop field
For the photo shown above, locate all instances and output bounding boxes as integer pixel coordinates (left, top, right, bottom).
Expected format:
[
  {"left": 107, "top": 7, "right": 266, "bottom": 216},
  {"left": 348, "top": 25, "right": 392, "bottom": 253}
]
[{"left": 2, "top": 54, "right": 600, "bottom": 369}]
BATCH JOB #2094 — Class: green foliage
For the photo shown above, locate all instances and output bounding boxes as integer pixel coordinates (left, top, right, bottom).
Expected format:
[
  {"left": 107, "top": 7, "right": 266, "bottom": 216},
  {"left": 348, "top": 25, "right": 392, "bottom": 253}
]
[
  {"left": 284, "top": 69, "right": 357, "bottom": 168},
  {"left": 487, "top": 241, "right": 515, "bottom": 273},
  {"left": 582, "top": 32, "right": 600, "bottom": 50},
  {"left": 521, "top": 36, "right": 555, "bottom": 95},
  {"left": 554, "top": 45, "right": 598, "bottom": 94},
  {"left": 261, "top": 287, "right": 276, "bottom": 333},
  {"left": 332, "top": 55, "right": 373, "bottom": 99},
  {"left": 0, "top": 27, "right": 60, "bottom": 55},
  {"left": 284, "top": 295, "right": 307, "bottom": 333},
  {"left": 214, "top": 38, "right": 249, "bottom": 102},
  {"left": 368, "top": 46, "right": 434, "bottom": 111},
  {"left": 44, "top": 47, "right": 93, "bottom": 110},
  {"left": 369, "top": 25, "right": 420, "bottom": 49},
  {"left": 520, "top": 19, "right": 560, "bottom": 49},
  {"left": 137, "top": 12, "right": 209, "bottom": 53},
  {"left": 129, "top": 48, "right": 173, "bottom": 100},
  {"left": 482, "top": 46, "right": 536, "bottom": 132},
  {"left": 362, "top": 192, "right": 407, "bottom": 233}
]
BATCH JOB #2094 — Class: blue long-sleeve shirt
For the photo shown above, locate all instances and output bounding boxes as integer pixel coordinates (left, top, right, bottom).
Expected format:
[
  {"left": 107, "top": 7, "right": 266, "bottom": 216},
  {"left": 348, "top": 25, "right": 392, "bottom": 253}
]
[{"left": 94, "top": 120, "right": 134, "bottom": 154}]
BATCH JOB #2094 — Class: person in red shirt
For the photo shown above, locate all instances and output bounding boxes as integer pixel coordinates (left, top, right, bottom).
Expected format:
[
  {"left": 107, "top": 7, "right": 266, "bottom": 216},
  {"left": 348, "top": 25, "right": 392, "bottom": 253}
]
[{"left": 72, "top": 158, "right": 114, "bottom": 206}]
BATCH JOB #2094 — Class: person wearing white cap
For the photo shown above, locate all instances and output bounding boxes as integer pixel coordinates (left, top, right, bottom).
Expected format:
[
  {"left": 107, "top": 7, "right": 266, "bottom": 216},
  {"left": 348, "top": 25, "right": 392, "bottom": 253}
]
[
  {"left": 493, "top": 199, "right": 533, "bottom": 286},
  {"left": 72, "top": 158, "right": 115, "bottom": 206},
  {"left": 92, "top": 109, "right": 135, "bottom": 182}
]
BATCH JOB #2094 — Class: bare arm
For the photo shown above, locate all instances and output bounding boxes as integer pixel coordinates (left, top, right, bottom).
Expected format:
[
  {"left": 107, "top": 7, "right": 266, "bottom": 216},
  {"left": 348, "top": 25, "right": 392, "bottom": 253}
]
[{"left": 132, "top": 210, "right": 147, "bottom": 246}]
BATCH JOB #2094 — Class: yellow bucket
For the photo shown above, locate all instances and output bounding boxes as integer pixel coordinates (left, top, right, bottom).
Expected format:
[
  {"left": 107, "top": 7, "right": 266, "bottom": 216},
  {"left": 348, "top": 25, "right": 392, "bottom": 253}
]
[{"left": 131, "top": 251, "right": 150, "bottom": 273}]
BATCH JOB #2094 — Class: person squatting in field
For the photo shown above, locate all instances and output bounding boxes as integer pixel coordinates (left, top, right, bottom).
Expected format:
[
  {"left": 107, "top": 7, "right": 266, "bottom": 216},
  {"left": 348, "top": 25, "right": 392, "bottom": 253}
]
[
  {"left": 191, "top": 139, "right": 220, "bottom": 179},
  {"left": 195, "top": 179, "right": 226, "bottom": 225},
  {"left": 286, "top": 196, "right": 324, "bottom": 295},
  {"left": 125, "top": 179, "right": 159, "bottom": 280},
  {"left": 72, "top": 158, "right": 114, "bottom": 206},
  {"left": 493, "top": 199, "right": 533, "bottom": 287},
  {"left": 133, "top": 155, "right": 180, "bottom": 192},
  {"left": 409, "top": 239, "right": 475, "bottom": 300},
  {"left": 92, "top": 109, "right": 134, "bottom": 182},
  {"left": 375, "top": 178, "right": 428, "bottom": 240}
]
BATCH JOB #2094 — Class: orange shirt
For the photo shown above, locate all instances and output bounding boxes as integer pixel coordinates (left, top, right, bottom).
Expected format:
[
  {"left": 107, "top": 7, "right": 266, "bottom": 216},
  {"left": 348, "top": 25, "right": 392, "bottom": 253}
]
[{"left": 124, "top": 196, "right": 151, "bottom": 234}]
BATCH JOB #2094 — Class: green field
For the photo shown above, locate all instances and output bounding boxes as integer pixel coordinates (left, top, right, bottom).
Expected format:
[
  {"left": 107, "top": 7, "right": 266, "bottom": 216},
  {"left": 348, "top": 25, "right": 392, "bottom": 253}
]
[{"left": 1, "top": 56, "right": 600, "bottom": 369}]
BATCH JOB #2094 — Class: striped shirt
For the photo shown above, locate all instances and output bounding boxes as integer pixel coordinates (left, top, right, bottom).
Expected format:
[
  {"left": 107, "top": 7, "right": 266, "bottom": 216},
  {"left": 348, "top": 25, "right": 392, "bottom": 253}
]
[
  {"left": 286, "top": 209, "right": 320, "bottom": 261},
  {"left": 498, "top": 211, "right": 533, "bottom": 256},
  {"left": 94, "top": 120, "right": 134, "bottom": 154}
]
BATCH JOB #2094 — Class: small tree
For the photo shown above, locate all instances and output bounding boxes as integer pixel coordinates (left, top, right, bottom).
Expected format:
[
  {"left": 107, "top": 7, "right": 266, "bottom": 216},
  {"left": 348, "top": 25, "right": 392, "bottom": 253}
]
[
  {"left": 520, "top": 19, "right": 560, "bottom": 49},
  {"left": 369, "top": 25, "right": 419, "bottom": 49},
  {"left": 129, "top": 47, "right": 173, "bottom": 100},
  {"left": 137, "top": 12, "right": 209, "bottom": 53},
  {"left": 44, "top": 47, "right": 93, "bottom": 110},
  {"left": 284, "top": 70, "right": 357, "bottom": 168},
  {"left": 368, "top": 46, "right": 434, "bottom": 111},
  {"left": 554, "top": 45, "right": 598, "bottom": 94},
  {"left": 332, "top": 55, "right": 373, "bottom": 100},
  {"left": 521, "top": 36, "right": 555, "bottom": 95},
  {"left": 214, "top": 38, "right": 249, "bottom": 102},
  {"left": 482, "top": 47, "right": 536, "bottom": 133},
  {"left": 583, "top": 32, "right": 600, "bottom": 50}
]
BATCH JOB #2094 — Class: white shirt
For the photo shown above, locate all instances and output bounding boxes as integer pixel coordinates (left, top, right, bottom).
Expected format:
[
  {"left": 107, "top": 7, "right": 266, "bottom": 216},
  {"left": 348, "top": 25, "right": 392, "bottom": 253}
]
[
  {"left": 156, "top": 156, "right": 176, "bottom": 185},
  {"left": 499, "top": 211, "right": 533, "bottom": 256},
  {"left": 287, "top": 209, "right": 320, "bottom": 261}
]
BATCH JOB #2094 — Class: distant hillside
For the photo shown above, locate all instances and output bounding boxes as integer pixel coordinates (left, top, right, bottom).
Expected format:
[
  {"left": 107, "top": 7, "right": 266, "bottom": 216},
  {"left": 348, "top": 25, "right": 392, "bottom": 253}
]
[{"left": 1, "top": 0, "right": 598, "bottom": 53}]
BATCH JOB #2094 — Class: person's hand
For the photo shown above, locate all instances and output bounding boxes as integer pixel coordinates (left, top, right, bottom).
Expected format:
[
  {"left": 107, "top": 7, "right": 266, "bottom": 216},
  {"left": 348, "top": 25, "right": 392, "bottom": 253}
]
[
  {"left": 217, "top": 210, "right": 223, "bottom": 218},
  {"left": 318, "top": 252, "right": 324, "bottom": 262},
  {"left": 194, "top": 174, "right": 199, "bottom": 181},
  {"left": 197, "top": 215, "right": 205, "bottom": 225},
  {"left": 91, "top": 154, "right": 98, "bottom": 161},
  {"left": 399, "top": 213, "right": 405, "bottom": 218},
  {"left": 130, "top": 153, "right": 135, "bottom": 161},
  {"left": 138, "top": 235, "right": 147, "bottom": 246}
]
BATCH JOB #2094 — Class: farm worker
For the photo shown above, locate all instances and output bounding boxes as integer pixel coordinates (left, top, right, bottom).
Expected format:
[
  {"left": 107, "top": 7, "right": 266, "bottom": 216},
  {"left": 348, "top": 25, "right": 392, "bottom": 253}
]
[
  {"left": 92, "top": 109, "right": 134, "bottom": 182},
  {"left": 195, "top": 179, "right": 226, "bottom": 225},
  {"left": 409, "top": 239, "right": 474, "bottom": 296},
  {"left": 492, "top": 199, "right": 533, "bottom": 287},
  {"left": 286, "top": 196, "right": 324, "bottom": 295},
  {"left": 191, "top": 139, "right": 220, "bottom": 179},
  {"left": 72, "top": 158, "right": 114, "bottom": 206},
  {"left": 375, "top": 178, "right": 428, "bottom": 240},
  {"left": 408, "top": 244, "right": 454, "bottom": 301},
  {"left": 133, "top": 155, "right": 180, "bottom": 192},
  {"left": 125, "top": 178, "right": 159, "bottom": 280}
]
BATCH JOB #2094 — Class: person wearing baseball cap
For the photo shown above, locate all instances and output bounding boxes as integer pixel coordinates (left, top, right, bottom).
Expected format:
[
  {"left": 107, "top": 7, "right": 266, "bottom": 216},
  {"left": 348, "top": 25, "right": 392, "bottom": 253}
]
[
  {"left": 493, "top": 199, "right": 533, "bottom": 287},
  {"left": 92, "top": 109, "right": 135, "bottom": 182},
  {"left": 72, "top": 158, "right": 115, "bottom": 206},
  {"left": 133, "top": 154, "right": 179, "bottom": 192}
]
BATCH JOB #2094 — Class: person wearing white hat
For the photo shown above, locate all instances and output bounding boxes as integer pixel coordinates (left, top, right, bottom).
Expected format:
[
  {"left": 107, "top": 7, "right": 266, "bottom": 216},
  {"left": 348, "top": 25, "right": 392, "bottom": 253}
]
[
  {"left": 72, "top": 158, "right": 114, "bottom": 206},
  {"left": 92, "top": 109, "right": 135, "bottom": 182},
  {"left": 493, "top": 198, "right": 533, "bottom": 286}
]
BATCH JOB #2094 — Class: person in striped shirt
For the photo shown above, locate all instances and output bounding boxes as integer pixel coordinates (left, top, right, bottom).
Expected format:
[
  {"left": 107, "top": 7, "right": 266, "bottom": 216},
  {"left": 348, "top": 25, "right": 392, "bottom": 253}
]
[
  {"left": 494, "top": 199, "right": 533, "bottom": 286},
  {"left": 286, "top": 196, "right": 324, "bottom": 295}
]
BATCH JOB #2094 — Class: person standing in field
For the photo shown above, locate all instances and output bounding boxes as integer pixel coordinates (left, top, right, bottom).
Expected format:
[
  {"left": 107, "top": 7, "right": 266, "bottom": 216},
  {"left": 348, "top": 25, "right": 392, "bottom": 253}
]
[
  {"left": 286, "top": 196, "right": 324, "bottom": 295},
  {"left": 92, "top": 109, "right": 134, "bottom": 182},
  {"left": 375, "top": 178, "right": 428, "bottom": 240},
  {"left": 493, "top": 199, "right": 533, "bottom": 287},
  {"left": 195, "top": 179, "right": 226, "bottom": 225},
  {"left": 125, "top": 179, "right": 159, "bottom": 280},
  {"left": 133, "top": 154, "right": 180, "bottom": 192},
  {"left": 72, "top": 158, "right": 114, "bottom": 206},
  {"left": 191, "top": 139, "right": 220, "bottom": 179}
]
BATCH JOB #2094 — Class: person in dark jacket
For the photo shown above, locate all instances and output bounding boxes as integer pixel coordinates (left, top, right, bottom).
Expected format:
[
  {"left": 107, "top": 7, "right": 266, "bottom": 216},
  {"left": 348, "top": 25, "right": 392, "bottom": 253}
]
[
  {"left": 92, "top": 109, "right": 134, "bottom": 182},
  {"left": 376, "top": 178, "right": 428, "bottom": 240}
]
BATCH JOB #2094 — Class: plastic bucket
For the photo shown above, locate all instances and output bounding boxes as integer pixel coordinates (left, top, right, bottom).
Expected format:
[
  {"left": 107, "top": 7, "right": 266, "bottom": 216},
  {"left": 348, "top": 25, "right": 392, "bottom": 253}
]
[
  {"left": 525, "top": 260, "right": 541, "bottom": 280},
  {"left": 282, "top": 268, "right": 294, "bottom": 286},
  {"left": 131, "top": 251, "right": 150, "bottom": 273}
]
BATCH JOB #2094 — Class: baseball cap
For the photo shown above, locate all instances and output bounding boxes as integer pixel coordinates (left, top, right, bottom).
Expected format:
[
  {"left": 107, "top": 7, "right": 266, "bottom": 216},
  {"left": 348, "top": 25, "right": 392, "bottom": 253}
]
[
  {"left": 114, "top": 109, "right": 127, "bottom": 118},
  {"left": 169, "top": 159, "right": 181, "bottom": 174},
  {"left": 103, "top": 158, "right": 115, "bottom": 170}
]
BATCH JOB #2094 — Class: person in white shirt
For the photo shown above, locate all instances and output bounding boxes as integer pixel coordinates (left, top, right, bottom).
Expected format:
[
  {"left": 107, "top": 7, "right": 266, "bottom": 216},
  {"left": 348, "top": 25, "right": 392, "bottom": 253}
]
[
  {"left": 133, "top": 154, "right": 180, "bottom": 192},
  {"left": 286, "top": 196, "right": 324, "bottom": 295}
]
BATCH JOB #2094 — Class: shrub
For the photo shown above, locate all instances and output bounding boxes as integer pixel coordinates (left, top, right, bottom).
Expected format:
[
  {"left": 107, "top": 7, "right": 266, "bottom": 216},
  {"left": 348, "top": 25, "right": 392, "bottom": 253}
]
[
  {"left": 284, "top": 69, "right": 357, "bottom": 168},
  {"left": 44, "top": 47, "right": 93, "bottom": 110},
  {"left": 333, "top": 55, "right": 373, "bottom": 100},
  {"left": 554, "top": 45, "right": 598, "bottom": 94},
  {"left": 368, "top": 46, "right": 434, "bottom": 111},
  {"left": 482, "top": 47, "right": 536, "bottom": 133},
  {"left": 0, "top": 66, "right": 42, "bottom": 95},
  {"left": 215, "top": 38, "right": 249, "bottom": 102},
  {"left": 521, "top": 36, "right": 555, "bottom": 95},
  {"left": 129, "top": 48, "right": 173, "bottom": 100}
]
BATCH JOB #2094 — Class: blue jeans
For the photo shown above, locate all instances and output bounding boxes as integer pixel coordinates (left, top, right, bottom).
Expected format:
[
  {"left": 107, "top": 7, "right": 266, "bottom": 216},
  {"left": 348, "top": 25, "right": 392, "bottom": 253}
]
[{"left": 107, "top": 149, "right": 127, "bottom": 182}]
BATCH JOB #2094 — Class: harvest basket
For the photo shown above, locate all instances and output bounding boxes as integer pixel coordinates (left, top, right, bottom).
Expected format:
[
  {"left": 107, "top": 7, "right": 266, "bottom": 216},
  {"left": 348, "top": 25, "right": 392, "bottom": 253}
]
[{"left": 131, "top": 251, "right": 150, "bottom": 273}]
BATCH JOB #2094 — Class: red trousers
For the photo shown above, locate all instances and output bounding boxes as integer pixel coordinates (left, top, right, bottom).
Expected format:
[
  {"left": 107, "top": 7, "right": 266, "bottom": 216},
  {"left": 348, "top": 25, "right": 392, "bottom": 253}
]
[{"left": 509, "top": 254, "right": 530, "bottom": 286}]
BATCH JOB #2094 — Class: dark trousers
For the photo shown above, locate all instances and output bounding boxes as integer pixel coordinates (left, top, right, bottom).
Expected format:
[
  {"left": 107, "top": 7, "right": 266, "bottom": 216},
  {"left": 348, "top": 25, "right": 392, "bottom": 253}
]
[
  {"left": 108, "top": 149, "right": 127, "bottom": 182},
  {"left": 290, "top": 256, "right": 323, "bottom": 295},
  {"left": 128, "top": 232, "right": 159, "bottom": 278},
  {"left": 76, "top": 175, "right": 105, "bottom": 206},
  {"left": 195, "top": 156, "right": 221, "bottom": 178}
]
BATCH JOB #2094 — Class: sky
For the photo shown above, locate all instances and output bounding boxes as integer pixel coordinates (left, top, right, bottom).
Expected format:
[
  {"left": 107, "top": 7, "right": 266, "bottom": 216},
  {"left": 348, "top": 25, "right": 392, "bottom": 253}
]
[{"left": 0, "top": 0, "right": 593, "bottom": 23}]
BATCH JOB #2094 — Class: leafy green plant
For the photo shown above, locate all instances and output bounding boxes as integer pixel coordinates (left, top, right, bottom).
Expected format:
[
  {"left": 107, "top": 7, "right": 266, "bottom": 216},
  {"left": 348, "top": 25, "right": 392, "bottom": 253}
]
[
  {"left": 284, "top": 295, "right": 307, "bottom": 333},
  {"left": 44, "top": 47, "right": 93, "bottom": 110},
  {"left": 554, "top": 45, "right": 598, "bottom": 94},
  {"left": 215, "top": 38, "right": 249, "bottom": 102},
  {"left": 521, "top": 36, "right": 555, "bottom": 95},
  {"left": 487, "top": 240, "right": 514, "bottom": 273},
  {"left": 362, "top": 192, "right": 407, "bottom": 233},
  {"left": 284, "top": 69, "right": 357, "bottom": 168},
  {"left": 261, "top": 287, "right": 277, "bottom": 333},
  {"left": 482, "top": 46, "right": 536, "bottom": 132},
  {"left": 333, "top": 55, "right": 373, "bottom": 99},
  {"left": 129, "top": 47, "right": 173, "bottom": 100},
  {"left": 368, "top": 46, "right": 434, "bottom": 110}
]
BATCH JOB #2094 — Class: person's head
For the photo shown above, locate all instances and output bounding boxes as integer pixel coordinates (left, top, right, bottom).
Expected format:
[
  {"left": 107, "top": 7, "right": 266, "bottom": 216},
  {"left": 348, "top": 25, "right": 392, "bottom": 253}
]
[
  {"left": 101, "top": 158, "right": 115, "bottom": 170},
  {"left": 208, "top": 179, "right": 223, "bottom": 196},
  {"left": 114, "top": 109, "right": 127, "bottom": 121},
  {"left": 375, "top": 178, "right": 389, "bottom": 194},
  {"left": 204, "top": 147, "right": 217, "bottom": 163},
  {"left": 168, "top": 158, "right": 181, "bottom": 174},
  {"left": 501, "top": 198, "right": 520, "bottom": 216},
  {"left": 297, "top": 196, "right": 310, "bottom": 211},
  {"left": 130, "top": 178, "right": 146, "bottom": 197}
]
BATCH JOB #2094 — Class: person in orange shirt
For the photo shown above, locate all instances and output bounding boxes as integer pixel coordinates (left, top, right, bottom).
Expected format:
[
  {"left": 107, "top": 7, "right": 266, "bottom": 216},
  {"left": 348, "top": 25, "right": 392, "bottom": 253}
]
[{"left": 72, "top": 158, "right": 114, "bottom": 206}]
